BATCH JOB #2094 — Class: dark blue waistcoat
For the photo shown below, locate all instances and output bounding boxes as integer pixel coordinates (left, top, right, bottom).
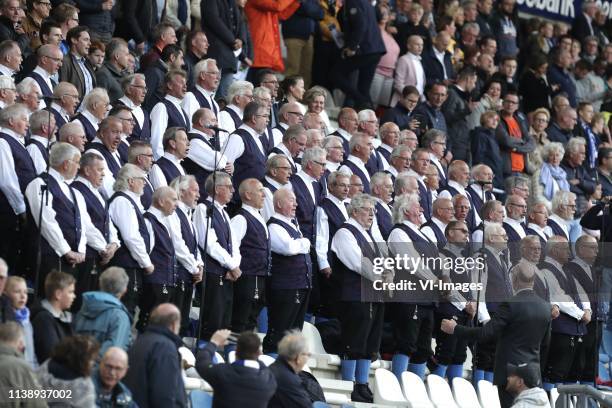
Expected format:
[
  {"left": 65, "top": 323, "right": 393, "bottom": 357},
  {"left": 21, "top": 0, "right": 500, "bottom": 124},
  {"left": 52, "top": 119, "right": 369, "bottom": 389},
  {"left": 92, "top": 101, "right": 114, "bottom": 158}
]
[
  {"left": 109, "top": 192, "right": 151, "bottom": 269},
  {"left": 162, "top": 99, "right": 190, "bottom": 131},
  {"left": 73, "top": 114, "right": 97, "bottom": 142},
  {"left": 341, "top": 159, "right": 371, "bottom": 193},
  {"left": 420, "top": 219, "right": 446, "bottom": 249},
  {"left": 541, "top": 260, "right": 586, "bottom": 336},
  {"left": 291, "top": 175, "right": 319, "bottom": 244},
  {"left": 319, "top": 198, "right": 347, "bottom": 251},
  {"left": 0, "top": 133, "right": 36, "bottom": 216},
  {"left": 143, "top": 212, "right": 176, "bottom": 286},
  {"left": 71, "top": 180, "right": 109, "bottom": 259},
  {"left": 155, "top": 156, "right": 183, "bottom": 185},
  {"left": 27, "top": 138, "right": 49, "bottom": 169},
  {"left": 86, "top": 142, "right": 122, "bottom": 176},
  {"left": 175, "top": 207, "right": 198, "bottom": 282},
  {"left": 237, "top": 208, "right": 271, "bottom": 276},
  {"left": 182, "top": 133, "right": 214, "bottom": 199},
  {"left": 268, "top": 217, "right": 311, "bottom": 290},
  {"left": 375, "top": 202, "right": 393, "bottom": 241},
  {"left": 232, "top": 129, "right": 267, "bottom": 202},
  {"left": 199, "top": 201, "right": 232, "bottom": 276},
  {"left": 223, "top": 107, "right": 242, "bottom": 129},
  {"left": 29, "top": 71, "right": 53, "bottom": 98}
]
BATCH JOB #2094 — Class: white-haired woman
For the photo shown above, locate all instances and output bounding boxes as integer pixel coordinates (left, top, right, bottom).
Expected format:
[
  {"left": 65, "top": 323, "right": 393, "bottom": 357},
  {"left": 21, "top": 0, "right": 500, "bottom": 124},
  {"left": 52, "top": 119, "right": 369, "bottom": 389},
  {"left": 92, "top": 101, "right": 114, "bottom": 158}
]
[{"left": 530, "top": 142, "right": 569, "bottom": 209}]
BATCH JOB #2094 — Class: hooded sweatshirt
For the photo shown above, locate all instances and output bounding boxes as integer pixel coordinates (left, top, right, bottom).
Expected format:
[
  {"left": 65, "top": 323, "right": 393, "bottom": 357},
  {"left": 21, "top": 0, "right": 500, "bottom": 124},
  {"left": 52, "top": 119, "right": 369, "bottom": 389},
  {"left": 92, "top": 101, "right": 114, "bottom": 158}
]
[{"left": 511, "top": 387, "right": 551, "bottom": 408}]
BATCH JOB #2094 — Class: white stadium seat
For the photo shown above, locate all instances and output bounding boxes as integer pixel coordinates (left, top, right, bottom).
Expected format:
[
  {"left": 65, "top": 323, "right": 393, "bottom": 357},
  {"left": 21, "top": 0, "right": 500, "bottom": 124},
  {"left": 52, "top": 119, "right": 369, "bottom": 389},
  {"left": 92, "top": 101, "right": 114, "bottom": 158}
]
[
  {"left": 452, "top": 377, "right": 482, "bottom": 408},
  {"left": 374, "top": 368, "right": 409, "bottom": 406},
  {"left": 427, "top": 374, "right": 459, "bottom": 408},
  {"left": 401, "top": 371, "right": 435, "bottom": 408}
]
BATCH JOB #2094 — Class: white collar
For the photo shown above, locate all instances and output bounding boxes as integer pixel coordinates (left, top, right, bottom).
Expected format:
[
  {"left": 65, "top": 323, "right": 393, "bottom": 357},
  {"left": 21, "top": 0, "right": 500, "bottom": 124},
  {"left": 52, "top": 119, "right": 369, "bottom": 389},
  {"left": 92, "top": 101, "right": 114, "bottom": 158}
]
[
  {"left": 387, "top": 166, "right": 399, "bottom": 177},
  {"left": 431, "top": 216, "right": 448, "bottom": 232},
  {"left": 0, "top": 64, "right": 15, "bottom": 75},
  {"left": 82, "top": 110, "right": 100, "bottom": 128},
  {"left": 271, "top": 212, "right": 296, "bottom": 226},
  {"left": 573, "top": 256, "right": 591, "bottom": 273},
  {"left": 326, "top": 161, "right": 341, "bottom": 171},
  {"left": 448, "top": 180, "right": 467, "bottom": 194},
  {"left": 178, "top": 201, "right": 193, "bottom": 214},
  {"left": 408, "top": 52, "right": 422, "bottom": 61},
  {"left": 124, "top": 189, "right": 144, "bottom": 206},
  {"left": 544, "top": 256, "right": 563, "bottom": 271},
  {"left": 242, "top": 203, "right": 263, "bottom": 218},
  {"left": 264, "top": 175, "right": 289, "bottom": 190},
  {"left": 379, "top": 143, "right": 393, "bottom": 153},
  {"left": 33, "top": 65, "right": 51, "bottom": 79},
  {"left": 347, "top": 154, "right": 368, "bottom": 168},
  {"left": 402, "top": 219, "right": 423, "bottom": 232},
  {"left": 165, "top": 94, "right": 183, "bottom": 105},
  {"left": 162, "top": 151, "right": 181, "bottom": 163},
  {"left": 148, "top": 206, "right": 168, "bottom": 224},
  {"left": 49, "top": 167, "right": 67, "bottom": 183},
  {"left": 238, "top": 123, "right": 261, "bottom": 137},
  {"left": 190, "top": 128, "right": 214, "bottom": 140},
  {"left": 297, "top": 170, "right": 317, "bottom": 184},
  {"left": 227, "top": 104, "right": 243, "bottom": 116},
  {"left": 335, "top": 128, "right": 352, "bottom": 141},
  {"left": 549, "top": 213, "right": 569, "bottom": 228},
  {"left": 30, "top": 135, "right": 50, "bottom": 144},
  {"left": 118, "top": 96, "right": 139, "bottom": 109},
  {"left": 91, "top": 137, "right": 117, "bottom": 153},
  {"left": 327, "top": 193, "right": 349, "bottom": 209},
  {"left": 347, "top": 218, "right": 372, "bottom": 241},
  {"left": 206, "top": 197, "right": 227, "bottom": 212},
  {"left": 196, "top": 84, "right": 215, "bottom": 98},
  {"left": 51, "top": 102, "right": 70, "bottom": 118}
]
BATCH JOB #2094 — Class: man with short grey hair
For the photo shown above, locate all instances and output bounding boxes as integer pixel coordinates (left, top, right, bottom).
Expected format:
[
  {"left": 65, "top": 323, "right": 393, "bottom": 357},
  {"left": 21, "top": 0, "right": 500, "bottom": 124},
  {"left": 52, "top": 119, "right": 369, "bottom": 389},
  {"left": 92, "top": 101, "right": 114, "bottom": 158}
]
[
  {"left": 50, "top": 81, "right": 79, "bottom": 129},
  {"left": 268, "top": 330, "right": 312, "bottom": 407},
  {"left": 74, "top": 266, "right": 133, "bottom": 354},
  {"left": 26, "top": 109, "right": 56, "bottom": 174},
  {"left": 116, "top": 73, "right": 150, "bottom": 142},
  {"left": 149, "top": 126, "right": 188, "bottom": 189},
  {"left": 262, "top": 154, "right": 293, "bottom": 221},
  {"left": 58, "top": 122, "right": 87, "bottom": 152}
]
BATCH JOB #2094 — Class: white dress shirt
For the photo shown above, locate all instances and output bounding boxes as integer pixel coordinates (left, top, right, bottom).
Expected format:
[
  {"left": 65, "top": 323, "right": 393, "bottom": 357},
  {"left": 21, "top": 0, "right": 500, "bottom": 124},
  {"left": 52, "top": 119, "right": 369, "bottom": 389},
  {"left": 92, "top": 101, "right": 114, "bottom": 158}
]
[
  {"left": 420, "top": 216, "right": 448, "bottom": 243},
  {"left": 26, "top": 135, "right": 50, "bottom": 175},
  {"left": 0, "top": 64, "right": 14, "bottom": 76},
  {"left": 268, "top": 142, "right": 300, "bottom": 173},
  {"left": 231, "top": 204, "right": 269, "bottom": 249},
  {"left": 50, "top": 102, "right": 70, "bottom": 124},
  {"left": 85, "top": 138, "right": 122, "bottom": 199},
  {"left": 118, "top": 96, "right": 145, "bottom": 131},
  {"left": 218, "top": 104, "right": 242, "bottom": 147},
  {"left": 262, "top": 177, "right": 292, "bottom": 222},
  {"left": 193, "top": 198, "right": 241, "bottom": 270},
  {"left": 144, "top": 206, "right": 172, "bottom": 253},
  {"left": 150, "top": 95, "right": 186, "bottom": 160},
  {"left": 77, "top": 110, "right": 100, "bottom": 134},
  {"left": 149, "top": 152, "right": 186, "bottom": 189},
  {"left": 181, "top": 85, "right": 219, "bottom": 124},
  {"left": 387, "top": 220, "right": 438, "bottom": 282},
  {"left": 338, "top": 155, "right": 370, "bottom": 182},
  {"left": 25, "top": 168, "right": 106, "bottom": 257},
  {"left": 295, "top": 170, "right": 317, "bottom": 203},
  {"left": 271, "top": 123, "right": 288, "bottom": 148},
  {"left": 109, "top": 189, "right": 152, "bottom": 269},
  {"left": 223, "top": 123, "right": 265, "bottom": 163},
  {"left": 32, "top": 66, "right": 53, "bottom": 110},
  {"left": 331, "top": 218, "right": 380, "bottom": 281},
  {"left": 0, "top": 129, "right": 31, "bottom": 214},
  {"left": 526, "top": 223, "right": 552, "bottom": 242},
  {"left": 186, "top": 128, "right": 228, "bottom": 172},
  {"left": 268, "top": 213, "right": 311, "bottom": 256},
  {"left": 73, "top": 175, "right": 120, "bottom": 246},
  {"left": 168, "top": 203, "right": 203, "bottom": 274},
  {"left": 548, "top": 213, "right": 570, "bottom": 239},
  {"left": 315, "top": 195, "right": 348, "bottom": 270},
  {"left": 409, "top": 53, "right": 426, "bottom": 95},
  {"left": 503, "top": 217, "right": 526, "bottom": 240},
  {"left": 541, "top": 256, "right": 590, "bottom": 319},
  {"left": 433, "top": 47, "right": 448, "bottom": 79}
]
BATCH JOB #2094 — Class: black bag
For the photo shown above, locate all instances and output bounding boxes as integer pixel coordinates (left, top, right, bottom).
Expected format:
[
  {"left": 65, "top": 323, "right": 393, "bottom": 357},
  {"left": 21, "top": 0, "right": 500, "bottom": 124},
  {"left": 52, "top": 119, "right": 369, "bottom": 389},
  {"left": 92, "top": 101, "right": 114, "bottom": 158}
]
[{"left": 299, "top": 370, "right": 326, "bottom": 403}]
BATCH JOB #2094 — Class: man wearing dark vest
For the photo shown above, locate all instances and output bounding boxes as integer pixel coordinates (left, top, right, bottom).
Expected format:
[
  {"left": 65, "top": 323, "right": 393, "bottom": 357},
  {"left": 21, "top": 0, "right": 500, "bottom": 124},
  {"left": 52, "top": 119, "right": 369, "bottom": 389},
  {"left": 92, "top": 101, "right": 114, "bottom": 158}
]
[
  {"left": 339, "top": 132, "right": 374, "bottom": 194},
  {"left": 386, "top": 145, "right": 412, "bottom": 185},
  {"left": 224, "top": 101, "right": 269, "bottom": 213},
  {"left": 262, "top": 155, "right": 293, "bottom": 221},
  {"left": 411, "top": 148, "right": 434, "bottom": 221},
  {"left": 193, "top": 172, "right": 241, "bottom": 340},
  {"left": 263, "top": 188, "right": 312, "bottom": 354},
  {"left": 26, "top": 109, "right": 56, "bottom": 175},
  {"left": 258, "top": 70, "right": 280, "bottom": 128},
  {"left": 518, "top": 236, "right": 552, "bottom": 302},
  {"left": 139, "top": 187, "right": 180, "bottom": 330},
  {"left": 85, "top": 117, "right": 125, "bottom": 199},
  {"left": 421, "top": 197, "right": 454, "bottom": 249},
  {"left": 438, "top": 160, "right": 478, "bottom": 227},
  {"left": 502, "top": 194, "right": 527, "bottom": 263},
  {"left": 541, "top": 236, "right": 592, "bottom": 391},
  {"left": 26, "top": 44, "right": 62, "bottom": 105},
  {"left": 25, "top": 142, "right": 108, "bottom": 295},
  {"left": 526, "top": 203, "right": 551, "bottom": 250},
  {"left": 271, "top": 101, "right": 305, "bottom": 148},
  {"left": 315, "top": 171, "right": 349, "bottom": 318},
  {"left": 422, "top": 129, "right": 449, "bottom": 189},
  {"left": 330, "top": 107, "right": 358, "bottom": 160},
  {"left": 108, "top": 163, "right": 154, "bottom": 315},
  {"left": 547, "top": 191, "right": 575, "bottom": 242},
  {"left": 71, "top": 88, "right": 109, "bottom": 143},
  {"left": 371, "top": 172, "right": 394, "bottom": 240},
  {"left": 150, "top": 69, "right": 190, "bottom": 160},
  {"left": 331, "top": 193, "right": 388, "bottom": 403},
  {"left": 108, "top": 106, "right": 134, "bottom": 166},
  {"left": 253, "top": 87, "right": 275, "bottom": 155},
  {"left": 466, "top": 164, "right": 496, "bottom": 216},
  {"left": 71, "top": 153, "right": 120, "bottom": 307},
  {"left": 168, "top": 175, "right": 203, "bottom": 336},
  {"left": 431, "top": 220, "right": 476, "bottom": 380},
  {"left": 116, "top": 73, "right": 151, "bottom": 143},
  {"left": 377, "top": 122, "right": 400, "bottom": 169},
  {"left": 563, "top": 235, "right": 601, "bottom": 386},
  {"left": 0, "top": 104, "right": 42, "bottom": 272},
  {"left": 127, "top": 141, "right": 155, "bottom": 210},
  {"left": 48, "top": 82, "right": 79, "bottom": 131},
  {"left": 230, "top": 179, "right": 271, "bottom": 334},
  {"left": 149, "top": 127, "right": 188, "bottom": 190},
  {"left": 269, "top": 124, "right": 306, "bottom": 175},
  {"left": 218, "top": 80, "right": 254, "bottom": 141},
  {"left": 181, "top": 59, "right": 221, "bottom": 122},
  {"left": 387, "top": 193, "right": 441, "bottom": 381},
  {"left": 441, "top": 261, "right": 552, "bottom": 408},
  {"left": 357, "top": 109, "right": 386, "bottom": 176},
  {"left": 183, "top": 108, "right": 231, "bottom": 202}
]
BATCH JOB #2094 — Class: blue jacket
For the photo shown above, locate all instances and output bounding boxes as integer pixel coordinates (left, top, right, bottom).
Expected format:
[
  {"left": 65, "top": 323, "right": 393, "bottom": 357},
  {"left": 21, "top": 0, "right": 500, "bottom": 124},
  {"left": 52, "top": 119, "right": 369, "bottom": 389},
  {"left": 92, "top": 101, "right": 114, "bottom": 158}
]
[
  {"left": 339, "top": 0, "right": 385, "bottom": 56},
  {"left": 92, "top": 370, "right": 136, "bottom": 408},
  {"left": 73, "top": 292, "right": 133, "bottom": 355},
  {"left": 548, "top": 64, "right": 577, "bottom": 107},
  {"left": 281, "top": 0, "right": 324, "bottom": 40}
]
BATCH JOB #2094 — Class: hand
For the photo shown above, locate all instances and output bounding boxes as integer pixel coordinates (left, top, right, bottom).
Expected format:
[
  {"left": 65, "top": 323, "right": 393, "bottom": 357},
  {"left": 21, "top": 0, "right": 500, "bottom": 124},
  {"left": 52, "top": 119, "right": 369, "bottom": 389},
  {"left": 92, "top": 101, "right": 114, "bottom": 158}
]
[
  {"left": 468, "top": 100, "right": 478, "bottom": 112},
  {"left": 382, "top": 269, "right": 394, "bottom": 283},
  {"left": 192, "top": 271, "right": 203, "bottom": 283},
  {"left": 408, "top": 119, "right": 420, "bottom": 130},
  {"left": 582, "top": 310, "right": 592, "bottom": 324},
  {"left": 569, "top": 179, "right": 580, "bottom": 186},
  {"left": 14, "top": 24, "right": 24, "bottom": 34},
  {"left": 320, "top": 267, "right": 332, "bottom": 278},
  {"left": 210, "top": 329, "right": 231, "bottom": 347},
  {"left": 144, "top": 265, "right": 154, "bottom": 275},
  {"left": 224, "top": 163, "right": 234, "bottom": 175},
  {"left": 441, "top": 318, "right": 457, "bottom": 334},
  {"left": 551, "top": 305, "right": 560, "bottom": 319},
  {"left": 100, "top": 243, "right": 118, "bottom": 264},
  {"left": 64, "top": 251, "right": 84, "bottom": 265},
  {"left": 243, "top": 57, "right": 253, "bottom": 67},
  {"left": 342, "top": 48, "right": 356, "bottom": 58},
  {"left": 233, "top": 39, "right": 243, "bottom": 50},
  {"left": 464, "top": 302, "right": 476, "bottom": 318}
]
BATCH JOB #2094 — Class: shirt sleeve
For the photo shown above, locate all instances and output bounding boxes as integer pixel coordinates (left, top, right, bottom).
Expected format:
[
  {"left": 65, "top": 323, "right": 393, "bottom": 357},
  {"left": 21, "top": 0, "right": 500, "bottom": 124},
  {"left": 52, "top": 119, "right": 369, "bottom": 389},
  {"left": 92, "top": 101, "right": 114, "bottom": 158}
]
[
  {"left": 269, "top": 223, "right": 310, "bottom": 255},
  {"left": 25, "top": 178, "right": 71, "bottom": 257},
  {"left": 315, "top": 207, "right": 330, "bottom": 270},
  {"left": 193, "top": 204, "right": 240, "bottom": 270},
  {"left": 149, "top": 164, "right": 168, "bottom": 190},
  {"left": 186, "top": 138, "right": 228, "bottom": 171},
  {"left": 262, "top": 189, "right": 274, "bottom": 222},
  {"left": 150, "top": 103, "right": 169, "bottom": 160},
  {"left": 85, "top": 149, "right": 115, "bottom": 199},
  {"left": 26, "top": 144, "right": 46, "bottom": 175},
  {"left": 109, "top": 197, "right": 153, "bottom": 269},
  {"left": 222, "top": 132, "right": 246, "bottom": 163},
  {"left": 543, "top": 268, "right": 586, "bottom": 320},
  {"left": 168, "top": 213, "right": 198, "bottom": 274},
  {"left": 331, "top": 227, "right": 378, "bottom": 282},
  {"left": 387, "top": 228, "right": 438, "bottom": 282},
  {"left": 0, "top": 139, "right": 27, "bottom": 214},
  {"left": 76, "top": 190, "right": 106, "bottom": 253},
  {"left": 181, "top": 92, "right": 199, "bottom": 125},
  {"left": 230, "top": 214, "right": 247, "bottom": 248}
]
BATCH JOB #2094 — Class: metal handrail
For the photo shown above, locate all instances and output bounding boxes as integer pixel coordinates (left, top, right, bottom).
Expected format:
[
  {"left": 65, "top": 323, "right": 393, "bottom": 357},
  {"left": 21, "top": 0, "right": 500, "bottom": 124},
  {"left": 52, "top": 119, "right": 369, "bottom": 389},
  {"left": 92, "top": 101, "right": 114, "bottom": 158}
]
[{"left": 556, "top": 384, "right": 612, "bottom": 408}]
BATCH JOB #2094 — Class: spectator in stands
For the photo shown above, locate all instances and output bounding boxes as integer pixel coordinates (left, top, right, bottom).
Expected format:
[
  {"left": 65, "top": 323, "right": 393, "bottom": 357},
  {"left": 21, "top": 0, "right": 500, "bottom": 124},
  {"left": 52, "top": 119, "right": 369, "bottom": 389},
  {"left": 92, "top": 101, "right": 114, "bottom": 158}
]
[
  {"left": 268, "top": 330, "right": 313, "bottom": 407},
  {"left": 518, "top": 54, "right": 554, "bottom": 114},
  {"left": 143, "top": 44, "right": 184, "bottom": 112},
  {"left": 572, "top": 0, "right": 598, "bottom": 42},
  {"left": 597, "top": 147, "right": 612, "bottom": 197},
  {"left": 467, "top": 78, "right": 502, "bottom": 130},
  {"left": 561, "top": 137, "right": 598, "bottom": 217},
  {"left": 114, "top": 0, "right": 154, "bottom": 56},
  {"left": 92, "top": 346, "right": 134, "bottom": 408},
  {"left": 183, "top": 31, "right": 209, "bottom": 89},
  {"left": 491, "top": 56, "right": 518, "bottom": 92},
  {"left": 95, "top": 38, "right": 129, "bottom": 104},
  {"left": 59, "top": 26, "right": 96, "bottom": 102},
  {"left": 303, "top": 87, "right": 331, "bottom": 134},
  {"left": 412, "top": 82, "right": 448, "bottom": 134},
  {"left": 0, "top": 0, "right": 29, "bottom": 52},
  {"left": 22, "top": 0, "right": 52, "bottom": 50},
  {"left": 421, "top": 31, "right": 454, "bottom": 85},
  {"left": 37, "top": 334, "right": 99, "bottom": 406},
  {"left": 382, "top": 85, "right": 420, "bottom": 131},
  {"left": 442, "top": 67, "right": 477, "bottom": 162},
  {"left": 0, "top": 321, "right": 45, "bottom": 406},
  {"left": 546, "top": 106, "right": 577, "bottom": 145},
  {"left": 87, "top": 39, "right": 105, "bottom": 72},
  {"left": 50, "top": 3, "right": 79, "bottom": 55},
  {"left": 124, "top": 303, "right": 186, "bottom": 407},
  {"left": 531, "top": 142, "right": 569, "bottom": 208},
  {"left": 4, "top": 276, "right": 35, "bottom": 368},
  {"left": 31, "top": 271, "right": 74, "bottom": 364},
  {"left": 139, "top": 23, "right": 177, "bottom": 72},
  {"left": 548, "top": 49, "right": 577, "bottom": 107},
  {"left": 278, "top": 75, "right": 305, "bottom": 107},
  {"left": 471, "top": 111, "right": 504, "bottom": 189},
  {"left": 73, "top": 0, "right": 114, "bottom": 43},
  {"left": 575, "top": 63, "right": 606, "bottom": 112},
  {"left": 74, "top": 266, "right": 132, "bottom": 354},
  {"left": 392, "top": 35, "right": 425, "bottom": 106},
  {"left": 489, "top": 0, "right": 519, "bottom": 58},
  {"left": 506, "top": 362, "right": 549, "bottom": 408},
  {"left": 196, "top": 329, "right": 277, "bottom": 406}
]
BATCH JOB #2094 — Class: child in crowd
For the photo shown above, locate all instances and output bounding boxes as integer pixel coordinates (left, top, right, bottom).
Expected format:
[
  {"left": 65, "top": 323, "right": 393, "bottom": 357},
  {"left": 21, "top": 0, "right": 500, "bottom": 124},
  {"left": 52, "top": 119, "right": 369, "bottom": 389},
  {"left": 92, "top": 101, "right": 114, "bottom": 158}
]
[{"left": 5, "top": 276, "right": 37, "bottom": 368}]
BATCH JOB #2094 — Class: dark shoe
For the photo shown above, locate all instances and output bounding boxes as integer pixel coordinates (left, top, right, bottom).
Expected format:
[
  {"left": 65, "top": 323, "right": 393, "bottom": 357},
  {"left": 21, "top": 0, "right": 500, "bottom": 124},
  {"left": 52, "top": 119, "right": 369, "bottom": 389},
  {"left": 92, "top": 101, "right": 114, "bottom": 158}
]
[
  {"left": 361, "top": 384, "right": 374, "bottom": 400},
  {"left": 351, "top": 384, "right": 373, "bottom": 403}
]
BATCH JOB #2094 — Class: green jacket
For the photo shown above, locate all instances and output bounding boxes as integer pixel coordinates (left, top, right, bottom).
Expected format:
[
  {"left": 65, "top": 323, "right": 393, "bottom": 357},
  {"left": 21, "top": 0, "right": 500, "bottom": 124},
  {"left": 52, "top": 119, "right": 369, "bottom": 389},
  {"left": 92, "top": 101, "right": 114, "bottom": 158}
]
[{"left": 0, "top": 344, "right": 47, "bottom": 407}]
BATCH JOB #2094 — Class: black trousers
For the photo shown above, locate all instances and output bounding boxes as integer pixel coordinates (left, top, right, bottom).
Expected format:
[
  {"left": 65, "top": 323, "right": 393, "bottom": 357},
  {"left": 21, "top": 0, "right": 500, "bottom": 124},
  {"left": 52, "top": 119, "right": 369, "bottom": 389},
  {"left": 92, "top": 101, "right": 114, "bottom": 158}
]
[
  {"left": 199, "top": 273, "right": 234, "bottom": 340},
  {"left": 339, "top": 301, "right": 384, "bottom": 360},
  {"left": 330, "top": 53, "right": 381, "bottom": 108},
  {"left": 0, "top": 212, "right": 25, "bottom": 276},
  {"left": 231, "top": 274, "right": 266, "bottom": 333},
  {"left": 568, "top": 321, "right": 602, "bottom": 382},
  {"left": 71, "top": 256, "right": 102, "bottom": 312},
  {"left": 544, "top": 332, "right": 582, "bottom": 383},
  {"left": 138, "top": 282, "right": 175, "bottom": 331},
  {"left": 434, "top": 309, "right": 469, "bottom": 366},
  {"left": 118, "top": 267, "right": 144, "bottom": 318},
  {"left": 37, "top": 252, "right": 79, "bottom": 297},
  {"left": 172, "top": 279, "right": 195, "bottom": 337},
  {"left": 392, "top": 303, "right": 434, "bottom": 363},
  {"left": 263, "top": 288, "right": 310, "bottom": 353}
]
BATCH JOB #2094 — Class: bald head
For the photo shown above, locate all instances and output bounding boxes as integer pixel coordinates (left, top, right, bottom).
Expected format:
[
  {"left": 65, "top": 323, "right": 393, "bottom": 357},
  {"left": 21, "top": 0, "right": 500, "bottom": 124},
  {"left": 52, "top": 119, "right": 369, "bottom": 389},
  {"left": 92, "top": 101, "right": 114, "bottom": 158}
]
[
  {"left": 239, "top": 178, "right": 265, "bottom": 209},
  {"left": 273, "top": 188, "right": 297, "bottom": 217},
  {"left": 149, "top": 303, "right": 181, "bottom": 334},
  {"left": 152, "top": 186, "right": 178, "bottom": 216},
  {"left": 102, "top": 346, "right": 128, "bottom": 365}
]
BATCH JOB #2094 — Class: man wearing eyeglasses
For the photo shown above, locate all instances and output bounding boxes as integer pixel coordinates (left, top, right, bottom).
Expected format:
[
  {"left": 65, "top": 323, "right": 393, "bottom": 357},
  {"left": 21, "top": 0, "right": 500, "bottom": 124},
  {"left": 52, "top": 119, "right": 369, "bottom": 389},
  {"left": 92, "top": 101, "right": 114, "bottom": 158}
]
[
  {"left": 181, "top": 59, "right": 221, "bottom": 123},
  {"left": 503, "top": 194, "right": 528, "bottom": 264},
  {"left": 22, "top": 0, "right": 52, "bottom": 50},
  {"left": 272, "top": 102, "right": 304, "bottom": 147},
  {"left": 0, "top": 0, "right": 29, "bottom": 52},
  {"left": 421, "top": 197, "right": 454, "bottom": 249},
  {"left": 116, "top": 73, "right": 150, "bottom": 143},
  {"left": 547, "top": 191, "right": 576, "bottom": 242},
  {"left": 85, "top": 117, "right": 126, "bottom": 199},
  {"left": 25, "top": 44, "right": 62, "bottom": 106}
]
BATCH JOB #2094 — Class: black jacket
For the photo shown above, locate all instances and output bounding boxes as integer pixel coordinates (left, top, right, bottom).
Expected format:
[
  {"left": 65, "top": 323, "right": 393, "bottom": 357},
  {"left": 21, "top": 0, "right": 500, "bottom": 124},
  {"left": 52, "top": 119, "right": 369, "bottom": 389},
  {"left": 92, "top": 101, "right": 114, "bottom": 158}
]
[
  {"left": 518, "top": 69, "right": 553, "bottom": 114},
  {"left": 496, "top": 111, "right": 535, "bottom": 178},
  {"left": 74, "top": 0, "right": 115, "bottom": 40},
  {"left": 30, "top": 300, "right": 73, "bottom": 364},
  {"left": 454, "top": 288, "right": 551, "bottom": 389},
  {"left": 381, "top": 103, "right": 413, "bottom": 130},
  {"left": 442, "top": 84, "right": 473, "bottom": 162},
  {"left": 268, "top": 358, "right": 312, "bottom": 408},
  {"left": 115, "top": 0, "right": 155, "bottom": 45},
  {"left": 0, "top": 16, "right": 29, "bottom": 53},
  {"left": 143, "top": 59, "right": 168, "bottom": 112},
  {"left": 195, "top": 342, "right": 277, "bottom": 407},
  {"left": 471, "top": 126, "right": 504, "bottom": 190},
  {"left": 124, "top": 325, "right": 186, "bottom": 408},
  {"left": 421, "top": 45, "right": 455, "bottom": 85},
  {"left": 95, "top": 62, "right": 125, "bottom": 104},
  {"left": 201, "top": 0, "right": 243, "bottom": 72}
]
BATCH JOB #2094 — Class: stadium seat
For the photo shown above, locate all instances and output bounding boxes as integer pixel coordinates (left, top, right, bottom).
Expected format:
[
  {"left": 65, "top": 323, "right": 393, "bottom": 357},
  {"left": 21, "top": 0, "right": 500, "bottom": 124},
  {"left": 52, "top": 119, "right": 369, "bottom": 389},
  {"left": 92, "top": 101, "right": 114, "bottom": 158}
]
[
  {"left": 477, "top": 380, "right": 501, "bottom": 408},
  {"left": 374, "top": 368, "right": 410, "bottom": 406},
  {"left": 302, "top": 321, "right": 341, "bottom": 366},
  {"left": 427, "top": 374, "right": 459, "bottom": 408},
  {"left": 189, "top": 390, "right": 212, "bottom": 408},
  {"left": 452, "top": 377, "right": 482, "bottom": 408},
  {"left": 258, "top": 354, "right": 276, "bottom": 366},
  {"left": 550, "top": 388, "right": 559, "bottom": 407},
  {"left": 400, "top": 371, "right": 435, "bottom": 408}
]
